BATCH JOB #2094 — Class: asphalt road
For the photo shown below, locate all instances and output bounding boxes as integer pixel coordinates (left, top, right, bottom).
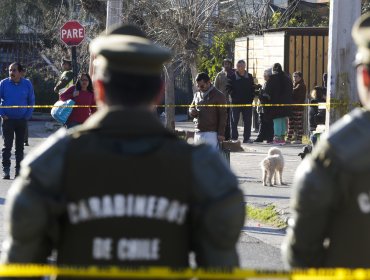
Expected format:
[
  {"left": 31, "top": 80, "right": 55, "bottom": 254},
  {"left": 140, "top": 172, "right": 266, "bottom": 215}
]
[{"left": 0, "top": 117, "right": 305, "bottom": 270}]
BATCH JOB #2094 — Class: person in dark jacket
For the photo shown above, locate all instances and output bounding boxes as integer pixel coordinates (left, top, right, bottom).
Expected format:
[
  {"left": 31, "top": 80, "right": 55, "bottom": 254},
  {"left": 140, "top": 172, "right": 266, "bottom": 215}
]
[
  {"left": 308, "top": 86, "right": 326, "bottom": 145},
  {"left": 0, "top": 24, "right": 245, "bottom": 272},
  {"left": 0, "top": 62, "right": 35, "bottom": 179},
  {"left": 309, "top": 86, "right": 326, "bottom": 132},
  {"left": 282, "top": 12, "right": 370, "bottom": 268},
  {"left": 189, "top": 72, "right": 227, "bottom": 149},
  {"left": 54, "top": 57, "right": 74, "bottom": 95},
  {"left": 264, "top": 63, "right": 293, "bottom": 144},
  {"left": 286, "top": 71, "right": 306, "bottom": 144},
  {"left": 226, "top": 60, "right": 255, "bottom": 143},
  {"left": 254, "top": 68, "right": 274, "bottom": 143}
]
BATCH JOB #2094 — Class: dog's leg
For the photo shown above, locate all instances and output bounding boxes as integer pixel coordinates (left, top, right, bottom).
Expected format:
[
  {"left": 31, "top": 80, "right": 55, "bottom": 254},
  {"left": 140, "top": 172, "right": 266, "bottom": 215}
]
[
  {"left": 268, "top": 171, "right": 274, "bottom": 186},
  {"left": 262, "top": 169, "right": 267, "bottom": 186},
  {"left": 278, "top": 167, "right": 286, "bottom": 185},
  {"left": 275, "top": 170, "right": 280, "bottom": 185}
]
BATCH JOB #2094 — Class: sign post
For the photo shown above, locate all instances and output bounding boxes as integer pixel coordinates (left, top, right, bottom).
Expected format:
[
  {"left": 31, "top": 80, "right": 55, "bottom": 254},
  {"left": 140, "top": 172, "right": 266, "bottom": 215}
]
[{"left": 60, "top": 20, "right": 85, "bottom": 83}]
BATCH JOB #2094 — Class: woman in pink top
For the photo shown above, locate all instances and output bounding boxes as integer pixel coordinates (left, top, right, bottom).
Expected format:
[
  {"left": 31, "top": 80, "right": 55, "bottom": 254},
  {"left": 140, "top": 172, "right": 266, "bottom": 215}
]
[{"left": 60, "top": 73, "right": 96, "bottom": 128}]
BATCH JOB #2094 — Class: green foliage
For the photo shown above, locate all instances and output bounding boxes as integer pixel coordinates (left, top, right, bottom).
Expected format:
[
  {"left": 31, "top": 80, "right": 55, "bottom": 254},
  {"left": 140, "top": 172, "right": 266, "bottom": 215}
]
[
  {"left": 246, "top": 204, "right": 286, "bottom": 229},
  {"left": 270, "top": 10, "right": 328, "bottom": 28},
  {"left": 270, "top": 12, "right": 282, "bottom": 28},
  {"left": 26, "top": 69, "right": 58, "bottom": 113},
  {"left": 197, "top": 32, "right": 239, "bottom": 81}
]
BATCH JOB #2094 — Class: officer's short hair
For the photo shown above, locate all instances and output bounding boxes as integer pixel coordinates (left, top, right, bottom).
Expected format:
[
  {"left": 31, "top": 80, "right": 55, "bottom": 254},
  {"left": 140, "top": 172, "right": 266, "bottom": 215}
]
[
  {"left": 196, "top": 72, "right": 210, "bottom": 83},
  {"left": 100, "top": 71, "right": 163, "bottom": 106},
  {"left": 90, "top": 24, "right": 171, "bottom": 106},
  {"left": 237, "top": 60, "right": 245, "bottom": 65}
]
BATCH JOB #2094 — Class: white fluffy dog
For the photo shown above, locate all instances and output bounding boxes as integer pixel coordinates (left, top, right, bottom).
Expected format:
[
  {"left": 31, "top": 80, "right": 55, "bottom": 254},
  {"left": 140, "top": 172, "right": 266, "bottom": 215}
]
[{"left": 261, "top": 147, "right": 285, "bottom": 186}]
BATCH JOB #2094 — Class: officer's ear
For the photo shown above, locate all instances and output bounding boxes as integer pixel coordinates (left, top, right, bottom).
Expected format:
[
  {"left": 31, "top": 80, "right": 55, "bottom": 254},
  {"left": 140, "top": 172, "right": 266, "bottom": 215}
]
[{"left": 93, "top": 80, "right": 106, "bottom": 106}]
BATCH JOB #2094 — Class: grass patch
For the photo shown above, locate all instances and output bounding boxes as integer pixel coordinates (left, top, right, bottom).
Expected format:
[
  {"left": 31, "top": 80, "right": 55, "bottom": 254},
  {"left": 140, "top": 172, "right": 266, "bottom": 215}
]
[{"left": 246, "top": 204, "right": 286, "bottom": 229}]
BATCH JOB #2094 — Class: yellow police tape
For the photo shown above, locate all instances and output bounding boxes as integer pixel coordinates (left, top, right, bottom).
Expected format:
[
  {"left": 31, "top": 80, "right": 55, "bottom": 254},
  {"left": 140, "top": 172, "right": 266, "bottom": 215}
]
[
  {"left": 0, "top": 102, "right": 361, "bottom": 109},
  {"left": 0, "top": 265, "right": 370, "bottom": 279}
]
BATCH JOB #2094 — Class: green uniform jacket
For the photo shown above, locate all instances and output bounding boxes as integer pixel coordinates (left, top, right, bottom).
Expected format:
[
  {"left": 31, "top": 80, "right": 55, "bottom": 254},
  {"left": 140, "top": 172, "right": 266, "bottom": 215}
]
[
  {"left": 282, "top": 108, "right": 370, "bottom": 268},
  {"left": 1, "top": 106, "right": 244, "bottom": 269}
]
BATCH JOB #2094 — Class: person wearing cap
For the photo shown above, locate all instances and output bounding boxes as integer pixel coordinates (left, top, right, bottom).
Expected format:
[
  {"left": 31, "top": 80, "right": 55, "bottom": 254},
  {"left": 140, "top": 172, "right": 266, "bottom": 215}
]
[
  {"left": 282, "top": 12, "right": 370, "bottom": 268},
  {"left": 214, "top": 58, "right": 235, "bottom": 140},
  {"left": 0, "top": 25, "right": 244, "bottom": 270},
  {"left": 54, "top": 57, "right": 74, "bottom": 94}
]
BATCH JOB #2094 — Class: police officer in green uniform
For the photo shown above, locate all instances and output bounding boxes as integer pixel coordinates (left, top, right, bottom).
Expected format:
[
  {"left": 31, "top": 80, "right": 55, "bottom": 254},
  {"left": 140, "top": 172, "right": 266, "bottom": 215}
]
[
  {"left": 282, "top": 12, "right": 370, "bottom": 268},
  {"left": 54, "top": 57, "right": 74, "bottom": 94},
  {"left": 0, "top": 25, "right": 244, "bottom": 271}
]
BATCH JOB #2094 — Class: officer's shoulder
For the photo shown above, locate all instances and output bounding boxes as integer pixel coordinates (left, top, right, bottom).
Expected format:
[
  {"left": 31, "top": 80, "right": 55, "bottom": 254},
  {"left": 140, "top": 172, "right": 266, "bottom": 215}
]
[
  {"left": 21, "top": 128, "right": 72, "bottom": 188},
  {"left": 191, "top": 144, "right": 238, "bottom": 198},
  {"left": 320, "top": 108, "right": 370, "bottom": 170}
]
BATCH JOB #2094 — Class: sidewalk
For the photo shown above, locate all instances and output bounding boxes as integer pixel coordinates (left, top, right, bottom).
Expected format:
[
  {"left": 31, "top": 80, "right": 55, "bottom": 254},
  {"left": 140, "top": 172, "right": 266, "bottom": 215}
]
[{"left": 175, "top": 119, "right": 304, "bottom": 221}]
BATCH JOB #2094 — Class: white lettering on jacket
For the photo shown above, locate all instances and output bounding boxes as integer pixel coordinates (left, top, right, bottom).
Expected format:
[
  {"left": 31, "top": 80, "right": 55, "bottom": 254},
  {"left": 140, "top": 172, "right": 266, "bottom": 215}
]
[
  {"left": 358, "top": 192, "right": 370, "bottom": 213},
  {"left": 67, "top": 194, "right": 188, "bottom": 225},
  {"left": 92, "top": 237, "right": 160, "bottom": 261}
]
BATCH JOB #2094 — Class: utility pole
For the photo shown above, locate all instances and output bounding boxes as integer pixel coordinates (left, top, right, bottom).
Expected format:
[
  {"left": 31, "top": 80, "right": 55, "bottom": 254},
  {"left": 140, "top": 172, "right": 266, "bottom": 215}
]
[
  {"left": 326, "top": 0, "right": 361, "bottom": 128},
  {"left": 90, "top": 0, "right": 122, "bottom": 78},
  {"left": 106, "top": 0, "right": 123, "bottom": 32}
]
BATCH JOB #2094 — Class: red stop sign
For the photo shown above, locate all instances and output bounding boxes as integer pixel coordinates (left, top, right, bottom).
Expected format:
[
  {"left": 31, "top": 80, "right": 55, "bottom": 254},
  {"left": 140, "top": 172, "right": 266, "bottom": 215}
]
[{"left": 60, "top": 21, "right": 85, "bottom": 47}]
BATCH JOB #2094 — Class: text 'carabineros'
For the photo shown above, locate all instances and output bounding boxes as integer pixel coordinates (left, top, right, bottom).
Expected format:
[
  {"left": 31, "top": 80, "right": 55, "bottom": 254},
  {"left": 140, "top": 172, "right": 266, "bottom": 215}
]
[{"left": 67, "top": 194, "right": 188, "bottom": 225}]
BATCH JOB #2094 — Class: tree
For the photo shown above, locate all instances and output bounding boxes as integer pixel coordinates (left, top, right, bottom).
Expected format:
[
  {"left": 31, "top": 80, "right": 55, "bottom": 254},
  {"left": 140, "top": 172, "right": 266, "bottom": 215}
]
[
  {"left": 124, "top": 0, "right": 220, "bottom": 130},
  {"left": 197, "top": 32, "right": 239, "bottom": 81}
]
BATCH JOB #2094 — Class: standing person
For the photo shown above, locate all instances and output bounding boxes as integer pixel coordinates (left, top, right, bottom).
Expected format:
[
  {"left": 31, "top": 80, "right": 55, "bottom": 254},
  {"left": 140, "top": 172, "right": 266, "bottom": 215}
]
[
  {"left": 308, "top": 86, "right": 326, "bottom": 145},
  {"left": 1, "top": 25, "right": 244, "bottom": 269},
  {"left": 54, "top": 57, "right": 74, "bottom": 95},
  {"left": 282, "top": 12, "right": 370, "bottom": 268},
  {"left": 189, "top": 72, "right": 227, "bottom": 149},
  {"left": 0, "top": 62, "right": 35, "bottom": 179},
  {"left": 214, "top": 58, "right": 235, "bottom": 140},
  {"left": 265, "top": 63, "right": 293, "bottom": 145},
  {"left": 226, "top": 60, "right": 255, "bottom": 143},
  {"left": 286, "top": 71, "right": 306, "bottom": 144},
  {"left": 60, "top": 73, "right": 96, "bottom": 129},
  {"left": 254, "top": 68, "right": 274, "bottom": 143}
]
